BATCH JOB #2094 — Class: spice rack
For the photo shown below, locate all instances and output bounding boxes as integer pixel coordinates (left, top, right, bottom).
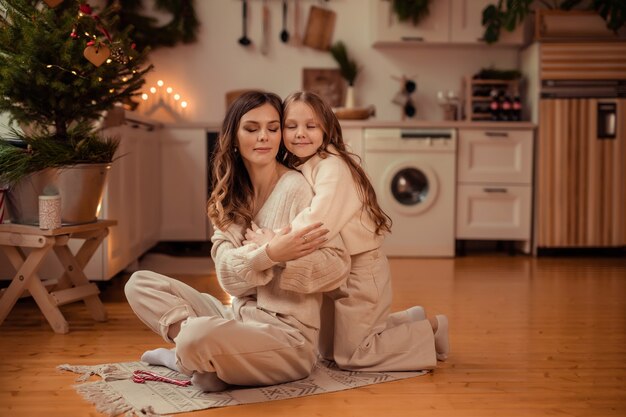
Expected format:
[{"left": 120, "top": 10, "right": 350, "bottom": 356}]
[{"left": 463, "top": 77, "right": 520, "bottom": 121}]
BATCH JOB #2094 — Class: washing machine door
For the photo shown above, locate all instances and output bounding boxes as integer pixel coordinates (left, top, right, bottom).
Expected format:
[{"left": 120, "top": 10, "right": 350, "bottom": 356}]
[{"left": 383, "top": 161, "right": 439, "bottom": 215}]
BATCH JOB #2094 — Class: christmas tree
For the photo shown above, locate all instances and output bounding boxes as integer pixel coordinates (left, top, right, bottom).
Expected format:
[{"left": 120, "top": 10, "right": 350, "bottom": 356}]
[{"left": 0, "top": 0, "right": 153, "bottom": 184}]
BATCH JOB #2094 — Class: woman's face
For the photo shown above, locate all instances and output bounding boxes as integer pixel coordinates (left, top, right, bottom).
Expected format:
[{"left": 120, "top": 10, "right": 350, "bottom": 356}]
[
  {"left": 283, "top": 101, "right": 324, "bottom": 162},
  {"left": 237, "top": 103, "right": 282, "bottom": 168}
]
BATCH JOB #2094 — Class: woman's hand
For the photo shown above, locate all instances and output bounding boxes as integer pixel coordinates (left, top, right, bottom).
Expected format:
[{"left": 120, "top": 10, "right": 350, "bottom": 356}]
[{"left": 265, "top": 222, "right": 329, "bottom": 262}]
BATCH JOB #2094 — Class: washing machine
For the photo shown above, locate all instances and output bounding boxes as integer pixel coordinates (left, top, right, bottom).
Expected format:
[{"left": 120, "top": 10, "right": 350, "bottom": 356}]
[{"left": 363, "top": 128, "right": 456, "bottom": 257}]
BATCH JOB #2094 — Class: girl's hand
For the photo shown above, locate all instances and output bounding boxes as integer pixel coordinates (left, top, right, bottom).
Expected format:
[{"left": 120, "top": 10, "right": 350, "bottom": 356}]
[
  {"left": 243, "top": 222, "right": 275, "bottom": 246},
  {"left": 265, "top": 222, "right": 329, "bottom": 262}
]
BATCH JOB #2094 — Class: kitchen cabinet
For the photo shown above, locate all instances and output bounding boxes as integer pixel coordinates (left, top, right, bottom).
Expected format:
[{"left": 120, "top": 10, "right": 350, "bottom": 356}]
[
  {"left": 371, "top": 0, "right": 451, "bottom": 45},
  {"left": 371, "top": 0, "right": 524, "bottom": 46},
  {"left": 160, "top": 127, "right": 210, "bottom": 241},
  {"left": 456, "top": 128, "right": 534, "bottom": 250},
  {"left": 449, "top": 0, "right": 524, "bottom": 45}
]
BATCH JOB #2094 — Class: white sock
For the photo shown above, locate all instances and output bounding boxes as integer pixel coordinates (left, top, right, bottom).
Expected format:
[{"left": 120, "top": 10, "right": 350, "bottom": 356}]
[
  {"left": 141, "top": 347, "right": 179, "bottom": 372},
  {"left": 191, "top": 372, "right": 229, "bottom": 392},
  {"left": 434, "top": 314, "right": 449, "bottom": 361},
  {"left": 406, "top": 306, "right": 426, "bottom": 321}
]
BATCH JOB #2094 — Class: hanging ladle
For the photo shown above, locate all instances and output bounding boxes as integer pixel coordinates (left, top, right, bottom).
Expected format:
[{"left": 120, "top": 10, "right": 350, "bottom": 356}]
[
  {"left": 280, "top": 0, "right": 289, "bottom": 43},
  {"left": 239, "top": 0, "right": 251, "bottom": 47}
]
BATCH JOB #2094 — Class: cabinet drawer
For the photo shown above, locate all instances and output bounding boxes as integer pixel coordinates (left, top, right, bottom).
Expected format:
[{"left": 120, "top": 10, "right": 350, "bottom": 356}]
[
  {"left": 457, "top": 129, "right": 533, "bottom": 184},
  {"left": 456, "top": 184, "right": 532, "bottom": 240}
]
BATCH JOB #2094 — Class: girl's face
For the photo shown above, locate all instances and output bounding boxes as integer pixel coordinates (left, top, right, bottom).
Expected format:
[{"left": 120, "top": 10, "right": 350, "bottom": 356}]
[
  {"left": 237, "top": 103, "right": 282, "bottom": 168},
  {"left": 283, "top": 101, "right": 324, "bottom": 162}
]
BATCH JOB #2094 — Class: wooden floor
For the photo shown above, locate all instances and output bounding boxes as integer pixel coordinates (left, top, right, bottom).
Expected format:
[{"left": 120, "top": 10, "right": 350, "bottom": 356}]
[{"left": 1, "top": 254, "right": 625, "bottom": 417}]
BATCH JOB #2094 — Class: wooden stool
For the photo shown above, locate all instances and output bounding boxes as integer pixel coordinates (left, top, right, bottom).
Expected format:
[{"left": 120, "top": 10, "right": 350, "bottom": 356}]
[{"left": 0, "top": 220, "right": 117, "bottom": 334}]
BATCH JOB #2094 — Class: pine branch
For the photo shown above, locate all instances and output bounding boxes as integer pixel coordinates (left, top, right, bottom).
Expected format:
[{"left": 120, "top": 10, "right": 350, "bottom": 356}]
[{"left": 0, "top": 124, "right": 119, "bottom": 184}]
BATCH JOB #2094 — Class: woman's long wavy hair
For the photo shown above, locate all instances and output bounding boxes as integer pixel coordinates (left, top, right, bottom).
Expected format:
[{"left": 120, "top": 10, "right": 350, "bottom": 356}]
[
  {"left": 280, "top": 91, "right": 392, "bottom": 235},
  {"left": 207, "top": 91, "right": 283, "bottom": 231}
]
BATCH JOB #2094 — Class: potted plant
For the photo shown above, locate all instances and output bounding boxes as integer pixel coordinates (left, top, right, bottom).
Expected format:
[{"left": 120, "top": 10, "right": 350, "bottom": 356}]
[
  {"left": 0, "top": 0, "right": 152, "bottom": 225},
  {"left": 329, "top": 41, "right": 360, "bottom": 108},
  {"left": 389, "top": 0, "right": 431, "bottom": 25},
  {"left": 481, "top": 0, "right": 626, "bottom": 44}
]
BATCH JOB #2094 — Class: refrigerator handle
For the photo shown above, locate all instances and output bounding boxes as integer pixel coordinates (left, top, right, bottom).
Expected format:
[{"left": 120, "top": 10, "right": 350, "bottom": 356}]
[{"left": 597, "top": 102, "right": 617, "bottom": 140}]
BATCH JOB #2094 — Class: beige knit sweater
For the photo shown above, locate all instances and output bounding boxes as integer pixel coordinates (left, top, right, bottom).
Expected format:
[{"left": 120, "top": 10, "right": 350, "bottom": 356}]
[
  {"left": 290, "top": 146, "right": 384, "bottom": 255},
  {"left": 211, "top": 170, "right": 350, "bottom": 329}
]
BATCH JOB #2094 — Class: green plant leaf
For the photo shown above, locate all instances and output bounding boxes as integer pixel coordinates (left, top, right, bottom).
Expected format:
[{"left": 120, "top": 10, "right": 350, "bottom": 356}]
[
  {"left": 392, "top": 0, "right": 430, "bottom": 26},
  {"left": 482, "top": 4, "right": 499, "bottom": 24},
  {"left": 593, "top": 0, "right": 626, "bottom": 32},
  {"left": 329, "top": 41, "right": 359, "bottom": 86}
]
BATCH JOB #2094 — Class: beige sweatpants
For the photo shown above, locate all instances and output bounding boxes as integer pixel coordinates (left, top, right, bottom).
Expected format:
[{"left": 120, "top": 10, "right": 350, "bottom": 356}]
[
  {"left": 320, "top": 248, "right": 437, "bottom": 371},
  {"left": 125, "top": 270, "right": 318, "bottom": 387}
]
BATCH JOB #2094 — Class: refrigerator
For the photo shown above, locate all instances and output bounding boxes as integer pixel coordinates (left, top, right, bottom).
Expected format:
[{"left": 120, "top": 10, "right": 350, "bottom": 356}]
[{"left": 521, "top": 42, "right": 626, "bottom": 251}]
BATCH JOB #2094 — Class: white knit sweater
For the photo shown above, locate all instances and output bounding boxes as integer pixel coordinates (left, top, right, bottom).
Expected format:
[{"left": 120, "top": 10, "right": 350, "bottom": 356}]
[
  {"left": 290, "top": 147, "right": 384, "bottom": 255},
  {"left": 211, "top": 170, "right": 350, "bottom": 329}
]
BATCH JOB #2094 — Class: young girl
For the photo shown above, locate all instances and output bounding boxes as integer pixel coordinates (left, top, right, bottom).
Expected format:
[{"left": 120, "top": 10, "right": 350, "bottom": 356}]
[
  {"left": 125, "top": 91, "right": 350, "bottom": 391},
  {"left": 246, "top": 91, "right": 449, "bottom": 371}
]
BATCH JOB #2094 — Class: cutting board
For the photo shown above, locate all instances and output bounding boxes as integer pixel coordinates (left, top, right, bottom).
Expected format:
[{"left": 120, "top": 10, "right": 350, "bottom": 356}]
[{"left": 303, "top": 5, "right": 336, "bottom": 51}]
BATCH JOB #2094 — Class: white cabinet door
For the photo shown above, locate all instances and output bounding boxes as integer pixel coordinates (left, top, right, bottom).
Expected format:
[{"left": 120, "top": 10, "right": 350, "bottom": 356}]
[
  {"left": 456, "top": 184, "right": 532, "bottom": 240},
  {"left": 135, "top": 125, "right": 162, "bottom": 254},
  {"left": 449, "top": 0, "right": 524, "bottom": 45},
  {"left": 84, "top": 123, "right": 162, "bottom": 280},
  {"left": 160, "top": 128, "right": 208, "bottom": 241},
  {"left": 457, "top": 129, "right": 533, "bottom": 184},
  {"left": 371, "top": 0, "right": 451, "bottom": 45}
]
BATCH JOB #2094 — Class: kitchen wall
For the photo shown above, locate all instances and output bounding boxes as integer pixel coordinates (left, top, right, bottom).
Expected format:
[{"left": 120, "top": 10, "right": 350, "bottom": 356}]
[
  {"left": 0, "top": 0, "right": 521, "bottom": 131},
  {"left": 144, "top": 0, "right": 520, "bottom": 123}
]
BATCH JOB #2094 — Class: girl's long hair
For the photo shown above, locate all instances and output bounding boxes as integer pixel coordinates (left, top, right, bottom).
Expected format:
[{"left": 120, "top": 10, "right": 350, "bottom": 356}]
[
  {"left": 207, "top": 90, "right": 283, "bottom": 231},
  {"left": 281, "top": 91, "right": 392, "bottom": 235}
]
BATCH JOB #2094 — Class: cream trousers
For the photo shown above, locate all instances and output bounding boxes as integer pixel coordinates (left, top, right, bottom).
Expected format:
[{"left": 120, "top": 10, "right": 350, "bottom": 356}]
[
  {"left": 125, "top": 270, "right": 318, "bottom": 386},
  {"left": 320, "top": 248, "right": 437, "bottom": 371}
]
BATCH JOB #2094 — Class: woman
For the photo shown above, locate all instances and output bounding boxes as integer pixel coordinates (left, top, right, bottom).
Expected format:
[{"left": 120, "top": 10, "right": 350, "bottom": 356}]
[{"left": 125, "top": 91, "right": 350, "bottom": 391}]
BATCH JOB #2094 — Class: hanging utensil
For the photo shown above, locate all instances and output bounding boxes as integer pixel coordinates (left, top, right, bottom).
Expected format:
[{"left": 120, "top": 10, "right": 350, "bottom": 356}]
[
  {"left": 280, "top": 0, "right": 290, "bottom": 43},
  {"left": 291, "top": 0, "right": 302, "bottom": 46},
  {"left": 238, "top": 0, "right": 251, "bottom": 47},
  {"left": 260, "top": 0, "right": 270, "bottom": 55}
]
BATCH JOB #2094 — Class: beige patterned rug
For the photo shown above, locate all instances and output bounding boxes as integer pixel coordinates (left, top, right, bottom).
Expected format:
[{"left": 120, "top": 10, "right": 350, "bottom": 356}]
[{"left": 59, "top": 360, "right": 427, "bottom": 416}]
